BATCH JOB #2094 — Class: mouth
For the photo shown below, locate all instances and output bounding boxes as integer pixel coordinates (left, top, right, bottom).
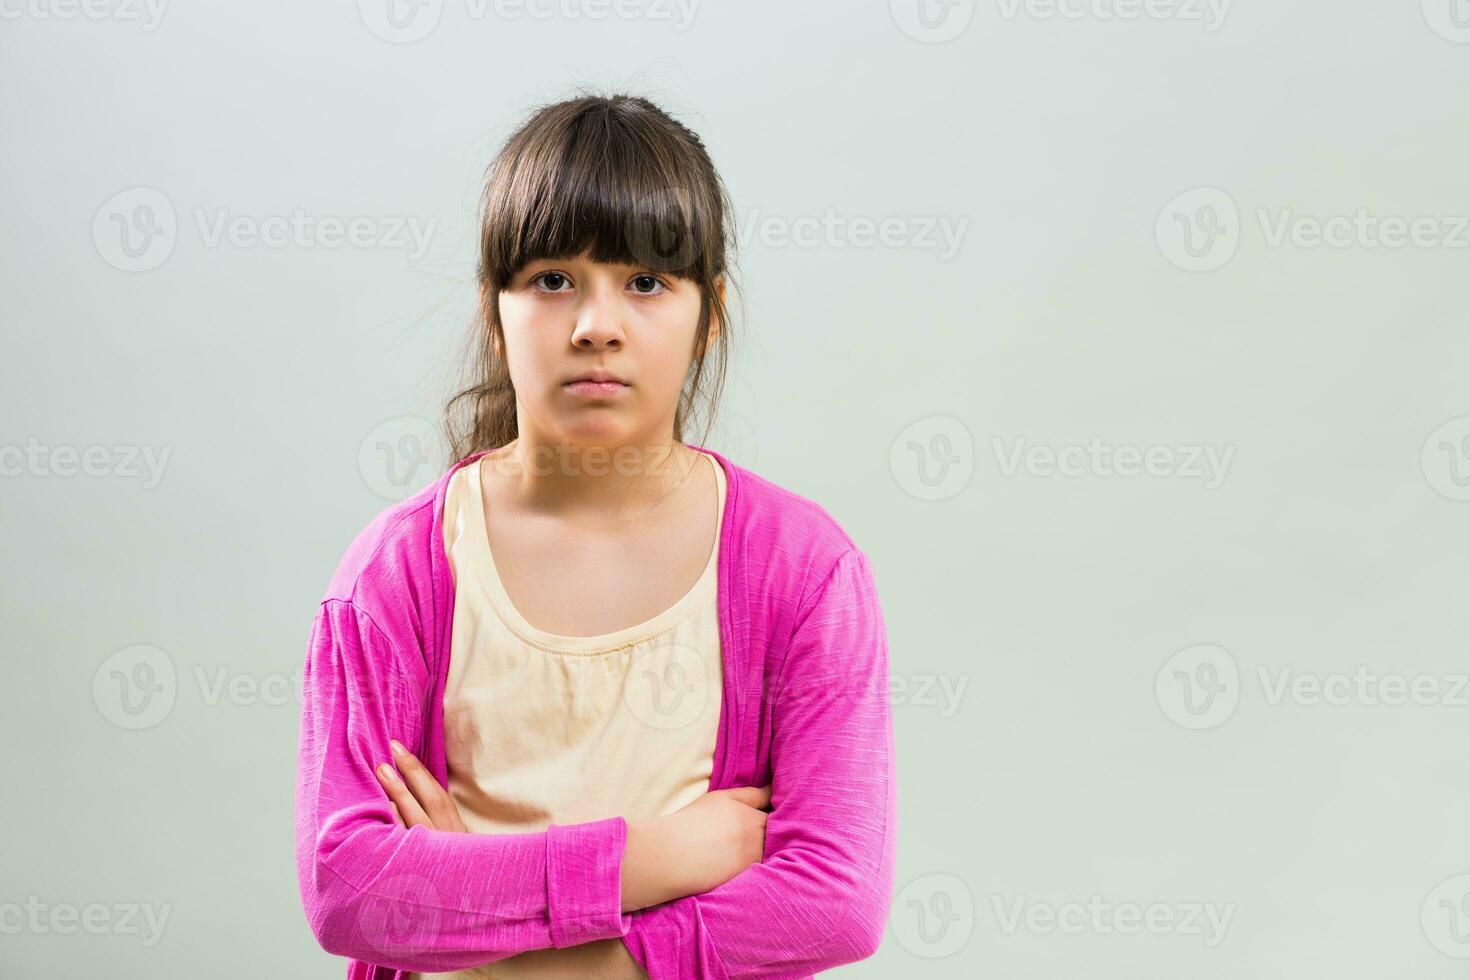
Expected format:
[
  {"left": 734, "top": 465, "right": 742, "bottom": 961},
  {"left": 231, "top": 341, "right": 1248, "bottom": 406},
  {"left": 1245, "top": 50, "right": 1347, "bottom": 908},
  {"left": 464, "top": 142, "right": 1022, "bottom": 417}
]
[{"left": 563, "top": 376, "right": 630, "bottom": 399}]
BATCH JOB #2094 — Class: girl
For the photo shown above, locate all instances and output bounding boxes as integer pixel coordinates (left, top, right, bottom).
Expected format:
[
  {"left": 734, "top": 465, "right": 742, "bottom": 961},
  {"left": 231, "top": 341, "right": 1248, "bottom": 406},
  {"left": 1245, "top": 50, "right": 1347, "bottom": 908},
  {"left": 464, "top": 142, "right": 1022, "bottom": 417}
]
[{"left": 294, "top": 93, "right": 896, "bottom": 980}]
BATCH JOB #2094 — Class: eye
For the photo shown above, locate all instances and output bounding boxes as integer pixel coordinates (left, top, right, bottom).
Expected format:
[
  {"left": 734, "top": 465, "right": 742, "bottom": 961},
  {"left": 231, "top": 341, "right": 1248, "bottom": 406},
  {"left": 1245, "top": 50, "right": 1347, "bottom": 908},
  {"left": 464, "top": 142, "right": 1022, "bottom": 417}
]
[
  {"left": 630, "top": 273, "right": 667, "bottom": 295},
  {"left": 530, "top": 270, "right": 572, "bottom": 292}
]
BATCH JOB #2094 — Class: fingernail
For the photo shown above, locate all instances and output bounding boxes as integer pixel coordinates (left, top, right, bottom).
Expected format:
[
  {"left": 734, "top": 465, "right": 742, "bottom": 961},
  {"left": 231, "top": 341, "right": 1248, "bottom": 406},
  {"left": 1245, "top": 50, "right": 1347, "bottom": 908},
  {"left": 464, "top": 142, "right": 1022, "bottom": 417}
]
[
  {"left": 378, "top": 763, "right": 400, "bottom": 784},
  {"left": 390, "top": 739, "right": 407, "bottom": 757}
]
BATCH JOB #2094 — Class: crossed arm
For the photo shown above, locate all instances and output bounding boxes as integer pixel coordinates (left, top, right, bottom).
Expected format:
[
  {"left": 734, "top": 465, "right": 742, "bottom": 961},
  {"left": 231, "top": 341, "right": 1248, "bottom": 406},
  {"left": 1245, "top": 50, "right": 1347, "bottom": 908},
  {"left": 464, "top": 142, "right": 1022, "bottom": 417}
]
[{"left": 296, "top": 548, "right": 895, "bottom": 977}]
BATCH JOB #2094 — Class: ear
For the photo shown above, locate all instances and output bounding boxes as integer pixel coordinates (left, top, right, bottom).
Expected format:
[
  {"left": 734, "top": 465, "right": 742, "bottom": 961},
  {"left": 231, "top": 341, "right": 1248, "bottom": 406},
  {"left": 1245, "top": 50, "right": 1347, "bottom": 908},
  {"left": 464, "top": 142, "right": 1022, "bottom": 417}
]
[
  {"left": 707, "top": 277, "right": 725, "bottom": 344},
  {"left": 480, "top": 283, "right": 505, "bottom": 357}
]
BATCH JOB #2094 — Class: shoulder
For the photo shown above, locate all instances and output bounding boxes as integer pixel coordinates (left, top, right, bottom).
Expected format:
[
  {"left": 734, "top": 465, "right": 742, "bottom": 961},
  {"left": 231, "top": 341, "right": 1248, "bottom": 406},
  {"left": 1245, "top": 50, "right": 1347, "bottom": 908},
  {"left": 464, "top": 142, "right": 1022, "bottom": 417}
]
[
  {"left": 319, "top": 464, "right": 460, "bottom": 645},
  {"left": 714, "top": 450, "right": 868, "bottom": 616}
]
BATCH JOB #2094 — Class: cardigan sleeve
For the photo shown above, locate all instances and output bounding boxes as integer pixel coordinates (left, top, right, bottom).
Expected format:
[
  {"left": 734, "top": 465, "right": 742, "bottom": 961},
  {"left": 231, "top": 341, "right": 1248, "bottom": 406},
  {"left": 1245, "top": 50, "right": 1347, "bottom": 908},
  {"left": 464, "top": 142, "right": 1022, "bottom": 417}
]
[
  {"left": 295, "top": 598, "right": 634, "bottom": 972},
  {"left": 621, "top": 548, "right": 898, "bottom": 979}
]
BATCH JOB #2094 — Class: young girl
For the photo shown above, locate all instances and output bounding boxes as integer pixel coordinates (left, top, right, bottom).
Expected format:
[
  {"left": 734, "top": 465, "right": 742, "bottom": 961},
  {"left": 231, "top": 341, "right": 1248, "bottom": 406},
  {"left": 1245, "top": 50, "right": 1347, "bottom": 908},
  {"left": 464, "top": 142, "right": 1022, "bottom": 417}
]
[{"left": 295, "top": 93, "right": 896, "bottom": 980}]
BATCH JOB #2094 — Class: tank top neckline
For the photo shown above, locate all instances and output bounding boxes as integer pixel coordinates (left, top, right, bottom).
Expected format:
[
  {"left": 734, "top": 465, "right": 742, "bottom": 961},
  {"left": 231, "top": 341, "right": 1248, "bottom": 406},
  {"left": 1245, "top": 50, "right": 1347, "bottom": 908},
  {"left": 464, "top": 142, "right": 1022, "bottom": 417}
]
[{"left": 456, "top": 449, "right": 724, "bottom": 655}]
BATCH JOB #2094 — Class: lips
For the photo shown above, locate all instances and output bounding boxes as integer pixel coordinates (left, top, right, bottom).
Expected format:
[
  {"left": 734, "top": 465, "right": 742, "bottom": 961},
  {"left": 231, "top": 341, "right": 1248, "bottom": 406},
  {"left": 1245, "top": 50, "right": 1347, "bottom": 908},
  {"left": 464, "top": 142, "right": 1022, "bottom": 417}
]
[{"left": 564, "top": 370, "right": 629, "bottom": 386}]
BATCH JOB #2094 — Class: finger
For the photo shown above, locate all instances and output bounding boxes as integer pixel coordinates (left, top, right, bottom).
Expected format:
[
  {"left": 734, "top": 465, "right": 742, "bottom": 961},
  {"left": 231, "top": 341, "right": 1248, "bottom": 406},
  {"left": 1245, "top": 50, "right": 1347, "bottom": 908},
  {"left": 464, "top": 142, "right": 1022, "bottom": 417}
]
[
  {"left": 390, "top": 739, "right": 459, "bottom": 829},
  {"left": 390, "top": 800, "right": 405, "bottom": 827},
  {"left": 376, "top": 761, "right": 431, "bottom": 828}
]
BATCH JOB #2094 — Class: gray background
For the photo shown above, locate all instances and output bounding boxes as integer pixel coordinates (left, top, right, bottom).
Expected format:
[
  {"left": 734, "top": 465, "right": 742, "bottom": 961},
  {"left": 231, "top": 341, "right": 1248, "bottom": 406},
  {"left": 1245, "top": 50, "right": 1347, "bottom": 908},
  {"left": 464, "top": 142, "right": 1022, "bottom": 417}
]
[{"left": 3, "top": 0, "right": 1469, "bottom": 977}]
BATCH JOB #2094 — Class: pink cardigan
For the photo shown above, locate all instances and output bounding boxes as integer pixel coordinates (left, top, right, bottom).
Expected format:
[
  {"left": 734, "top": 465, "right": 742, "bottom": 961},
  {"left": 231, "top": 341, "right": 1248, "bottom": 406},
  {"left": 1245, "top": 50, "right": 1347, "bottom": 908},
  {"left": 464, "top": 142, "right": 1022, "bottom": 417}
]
[{"left": 295, "top": 445, "right": 897, "bottom": 979}]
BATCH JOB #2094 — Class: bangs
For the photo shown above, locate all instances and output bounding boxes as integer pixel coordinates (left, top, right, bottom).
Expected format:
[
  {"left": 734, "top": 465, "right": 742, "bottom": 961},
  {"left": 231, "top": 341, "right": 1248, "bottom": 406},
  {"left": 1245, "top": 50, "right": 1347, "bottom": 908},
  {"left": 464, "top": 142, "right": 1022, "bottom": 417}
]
[{"left": 480, "top": 102, "right": 727, "bottom": 290}]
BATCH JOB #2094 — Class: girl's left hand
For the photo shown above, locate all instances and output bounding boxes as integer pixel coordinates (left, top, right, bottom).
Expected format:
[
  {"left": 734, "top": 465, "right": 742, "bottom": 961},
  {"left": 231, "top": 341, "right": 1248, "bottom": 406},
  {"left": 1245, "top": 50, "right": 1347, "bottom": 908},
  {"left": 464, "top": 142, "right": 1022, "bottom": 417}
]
[{"left": 375, "top": 739, "right": 468, "bottom": 833}]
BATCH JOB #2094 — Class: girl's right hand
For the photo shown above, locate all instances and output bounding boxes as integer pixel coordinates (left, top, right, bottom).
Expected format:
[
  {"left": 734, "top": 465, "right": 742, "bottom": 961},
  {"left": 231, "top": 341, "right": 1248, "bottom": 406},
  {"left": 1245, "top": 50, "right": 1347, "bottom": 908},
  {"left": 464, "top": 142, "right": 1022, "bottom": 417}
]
[{"left": 621, "top": 784, "right": 773, "bottom": 912}]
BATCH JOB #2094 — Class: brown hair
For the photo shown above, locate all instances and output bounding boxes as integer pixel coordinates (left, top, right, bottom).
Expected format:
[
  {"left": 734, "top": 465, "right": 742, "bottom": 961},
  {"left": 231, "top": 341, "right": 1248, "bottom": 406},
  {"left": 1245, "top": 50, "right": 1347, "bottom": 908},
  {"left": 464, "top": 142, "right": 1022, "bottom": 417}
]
[{"left": 443, "top": 91, "right": 740, "bottom": 464}]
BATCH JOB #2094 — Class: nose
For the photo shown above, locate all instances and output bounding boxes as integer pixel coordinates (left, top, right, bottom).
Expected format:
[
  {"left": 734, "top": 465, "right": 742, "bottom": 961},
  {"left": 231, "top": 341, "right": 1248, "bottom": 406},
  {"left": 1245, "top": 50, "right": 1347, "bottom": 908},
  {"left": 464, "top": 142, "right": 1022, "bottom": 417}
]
[{"left": 569, "top": 278, "right": 625, "bottom": 351}]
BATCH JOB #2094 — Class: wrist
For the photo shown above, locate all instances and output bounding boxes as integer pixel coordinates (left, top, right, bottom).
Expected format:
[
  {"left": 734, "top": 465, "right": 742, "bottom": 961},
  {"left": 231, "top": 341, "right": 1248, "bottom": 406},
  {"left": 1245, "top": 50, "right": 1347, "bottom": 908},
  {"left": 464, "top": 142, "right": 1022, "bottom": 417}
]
[{"left": 621, "top": 813, "right": 687, "bottom": 912}]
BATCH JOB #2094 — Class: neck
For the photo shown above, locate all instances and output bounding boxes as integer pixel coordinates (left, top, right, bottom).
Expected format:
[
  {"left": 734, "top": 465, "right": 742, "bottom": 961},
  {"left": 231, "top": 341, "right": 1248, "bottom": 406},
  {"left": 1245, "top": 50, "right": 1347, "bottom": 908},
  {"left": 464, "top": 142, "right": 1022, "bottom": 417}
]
[{"left": 485, "top": 429, "right": 704, "bottom": 523}]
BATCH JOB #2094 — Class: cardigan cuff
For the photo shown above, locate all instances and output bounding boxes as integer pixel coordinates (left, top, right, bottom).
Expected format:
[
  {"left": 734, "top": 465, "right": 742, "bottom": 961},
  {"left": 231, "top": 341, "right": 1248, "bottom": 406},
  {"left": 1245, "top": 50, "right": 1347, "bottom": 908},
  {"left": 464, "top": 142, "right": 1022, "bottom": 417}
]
[{"left": 545, "top": 815, "right": 632, "bottom": 948}]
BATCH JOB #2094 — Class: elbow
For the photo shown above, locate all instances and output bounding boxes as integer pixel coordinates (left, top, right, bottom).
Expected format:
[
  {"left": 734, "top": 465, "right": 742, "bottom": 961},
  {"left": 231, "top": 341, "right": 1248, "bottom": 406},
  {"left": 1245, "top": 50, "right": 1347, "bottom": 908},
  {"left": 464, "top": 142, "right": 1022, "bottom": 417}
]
[
  {"left": 297, "top": 834, "right": 406, "bottom": 966},
  {"left": 817, "top": 875, "right": 892, "bottom": 968},
  {"left": 838, "top": 901, "right": 888, "bottom": 964},
  {"left": 851, "top": 916, "right": 886, "bottom": 962},
  {"left": 299, "top": 860, "right": 358, "bottom": 960},
  {"left": 301, "top": 867, "right": 436, "bottom": 969}
]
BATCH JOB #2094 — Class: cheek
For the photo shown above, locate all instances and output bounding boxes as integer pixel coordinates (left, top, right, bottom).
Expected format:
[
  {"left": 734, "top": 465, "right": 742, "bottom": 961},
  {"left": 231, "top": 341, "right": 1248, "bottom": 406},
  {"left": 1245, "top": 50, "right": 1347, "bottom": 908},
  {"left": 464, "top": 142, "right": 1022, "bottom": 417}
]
[{"left": 497, "top": 299, "right": 557, "bottom": 380}]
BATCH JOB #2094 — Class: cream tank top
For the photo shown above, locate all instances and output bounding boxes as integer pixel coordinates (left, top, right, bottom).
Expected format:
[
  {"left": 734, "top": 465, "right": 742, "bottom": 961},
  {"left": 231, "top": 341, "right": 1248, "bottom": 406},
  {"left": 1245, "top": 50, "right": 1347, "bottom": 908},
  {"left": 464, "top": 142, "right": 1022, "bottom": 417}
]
[{"left": 405, "top": 451, "right": 726, "bottom": 980}]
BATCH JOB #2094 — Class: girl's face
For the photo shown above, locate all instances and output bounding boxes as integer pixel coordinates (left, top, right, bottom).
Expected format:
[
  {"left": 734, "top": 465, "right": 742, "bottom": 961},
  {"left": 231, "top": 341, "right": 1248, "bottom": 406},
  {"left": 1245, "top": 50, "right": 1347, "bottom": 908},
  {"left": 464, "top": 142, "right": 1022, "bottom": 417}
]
[{"left": 496, "top": 249, "right": 711, "bottom": 452}]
